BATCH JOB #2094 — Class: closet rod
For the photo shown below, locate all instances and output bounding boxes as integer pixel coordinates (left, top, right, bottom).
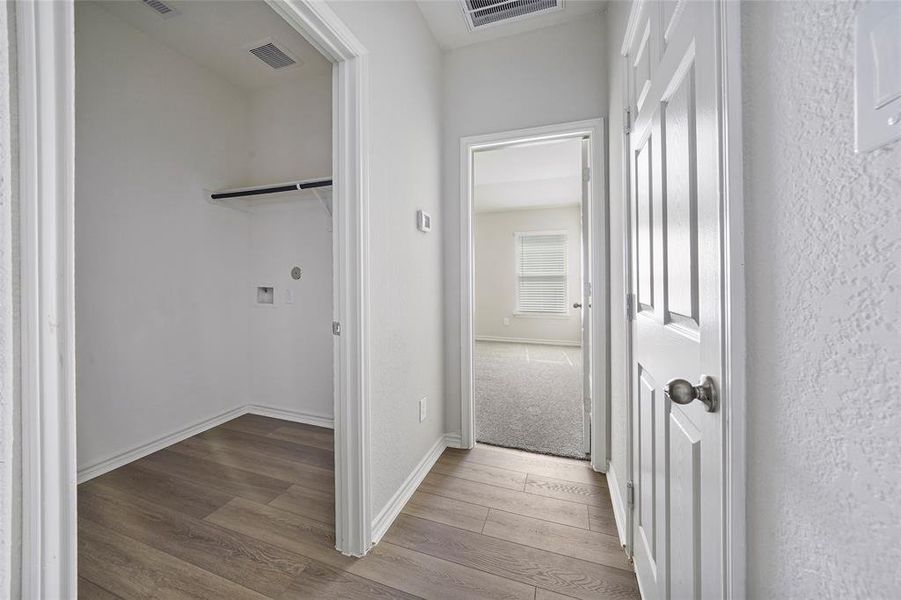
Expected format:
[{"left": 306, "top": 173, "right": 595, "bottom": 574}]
[{"left": 210, "top": 178, "right": 332, "bottom": 200}]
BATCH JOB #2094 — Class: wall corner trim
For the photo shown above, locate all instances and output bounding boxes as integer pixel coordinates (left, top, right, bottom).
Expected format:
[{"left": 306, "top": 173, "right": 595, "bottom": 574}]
[
  {"left": 370, "top": 434, "right": 449, "bottom": 545},
  {"left": 245, "top": 405, "right": 334, "bottom": 430}
]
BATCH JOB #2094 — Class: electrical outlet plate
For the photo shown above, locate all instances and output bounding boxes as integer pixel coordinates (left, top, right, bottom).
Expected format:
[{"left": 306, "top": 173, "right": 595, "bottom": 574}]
[
  {"left": 417, "top": 210, "right": 432, "bottom": 233},
  {"left": 419, "top": 397, "right": 427, "bottom": 422}
]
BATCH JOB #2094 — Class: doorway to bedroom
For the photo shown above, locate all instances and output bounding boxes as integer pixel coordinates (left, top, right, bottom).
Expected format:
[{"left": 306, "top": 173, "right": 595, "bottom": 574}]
[{"left": 472, "top": 136, "right": 591, "bottom": 459}]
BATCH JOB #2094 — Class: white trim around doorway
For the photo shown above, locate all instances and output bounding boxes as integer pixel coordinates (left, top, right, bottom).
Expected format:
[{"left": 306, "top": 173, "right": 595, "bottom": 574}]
[{"left": 459, "top": 118, "right": 608, "bottom": 471}]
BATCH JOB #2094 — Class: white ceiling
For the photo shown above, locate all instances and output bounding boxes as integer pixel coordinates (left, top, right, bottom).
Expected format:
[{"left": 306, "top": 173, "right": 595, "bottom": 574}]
[
  {"left": 416, "top": 0, "right": 605, "bottom": 50},
  {"left": 474, "top": 137, "right": 583, "bottom": 213},
  {"left": 92, "top": 0, "right": 331, "bottom": 91}
]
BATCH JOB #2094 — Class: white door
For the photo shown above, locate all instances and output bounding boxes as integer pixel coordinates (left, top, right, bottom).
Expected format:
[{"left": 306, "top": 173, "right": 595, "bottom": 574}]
[
  {"left": 626, "top": 1, "right": 724, "bottom": 598},
  {"left": 580, "top": 137, "right": 592, "bottom": 454}
]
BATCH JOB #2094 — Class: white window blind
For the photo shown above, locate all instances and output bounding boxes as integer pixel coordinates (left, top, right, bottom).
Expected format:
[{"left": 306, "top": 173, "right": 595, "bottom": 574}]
[{"left": 516, "top": 232, "right": 567, "bottom": 314}]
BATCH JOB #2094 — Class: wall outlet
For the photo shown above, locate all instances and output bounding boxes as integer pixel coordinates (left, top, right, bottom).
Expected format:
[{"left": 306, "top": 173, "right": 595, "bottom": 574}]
[
  {"left": 503, "top": 317, "right": 511, "bottom": 326},
  {"left": 419, "top": 397, "right": 427, "bottom": 422}
]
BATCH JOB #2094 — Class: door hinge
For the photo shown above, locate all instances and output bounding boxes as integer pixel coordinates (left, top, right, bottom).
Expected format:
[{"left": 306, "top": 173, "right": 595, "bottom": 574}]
[
  {"left": 582, "top": 167, "right": 591, "bottom": 182},
  {"left": 624, "top": 107, "right": 632, "bottom": 135},
  {"left": 332, "top": 321, "right": 341, "bottom": 336},
  {"left": 627, "top": 480, "right": 635, "bottom": 506},
  {"left": 625, "top": 292, "right": 635, "bottom": 321}
]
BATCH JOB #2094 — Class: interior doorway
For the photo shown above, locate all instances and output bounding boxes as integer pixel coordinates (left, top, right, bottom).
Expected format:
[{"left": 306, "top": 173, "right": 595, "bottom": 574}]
[
  {"left": 72, "top": 1, "right": 341, "bottom": 593},
  {"left": 471, "top": 138, "right": 589, "bottom": 458},
  {"left": 460, "top": 119, "right": 607, "bottom": 469},
  {"left": 17, "top": 0, "right": 372, "bottom": 593}
]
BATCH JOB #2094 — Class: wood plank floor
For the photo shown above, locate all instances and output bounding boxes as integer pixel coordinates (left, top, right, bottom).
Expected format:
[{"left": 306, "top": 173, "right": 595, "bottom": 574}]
[{"left": 78, "top": 415, "right": 638, "bottom": 599}]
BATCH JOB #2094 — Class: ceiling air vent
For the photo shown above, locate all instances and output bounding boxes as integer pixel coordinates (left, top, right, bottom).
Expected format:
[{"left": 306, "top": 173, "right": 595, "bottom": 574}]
[
  {"left": 248, "top": 41, "right": 298, "bottom": 70},
  {"left": 141, "top": 0, "right": 177, "bottom": 18},
  {"left": 461, "top": 0, "right": 563, "bottom": 29}
]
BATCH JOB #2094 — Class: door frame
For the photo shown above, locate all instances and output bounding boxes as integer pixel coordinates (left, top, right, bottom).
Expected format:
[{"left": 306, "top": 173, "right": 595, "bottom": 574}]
[
  {"left": 16, "top": 0, "right": 372, "bottom": 595},
  {"left": 618, "top": 1, "right": 746, "bottom": 596},
  {"left": 459, "top": 118, "right": 609, "bottom": 471}
]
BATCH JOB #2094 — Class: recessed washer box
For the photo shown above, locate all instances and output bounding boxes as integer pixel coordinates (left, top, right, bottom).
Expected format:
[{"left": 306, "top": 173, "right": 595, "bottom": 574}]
[{"left": 256, "top": 286, "right": 274, "bottom": 305}]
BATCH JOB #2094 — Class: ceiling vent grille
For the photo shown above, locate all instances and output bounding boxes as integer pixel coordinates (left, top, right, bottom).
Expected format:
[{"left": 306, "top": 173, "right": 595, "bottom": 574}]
[
  {"left": 141, "top": 0, "right": 177, "bottom": 18},
  {"left": 248, "top": 42, "right": 298, "bottom": 70},
  {"left": 461, "top": 0, "right": 563, "bottom": 29}
]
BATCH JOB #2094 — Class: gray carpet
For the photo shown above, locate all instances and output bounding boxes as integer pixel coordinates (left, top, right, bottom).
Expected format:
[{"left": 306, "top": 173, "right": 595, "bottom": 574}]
[{"left": 474, "top": 341, "right": 586, "bottom": 459}]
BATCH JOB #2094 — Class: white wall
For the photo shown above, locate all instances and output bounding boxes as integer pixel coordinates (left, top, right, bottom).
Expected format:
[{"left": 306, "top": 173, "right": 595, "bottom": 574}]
[
  {"left": 326, "top": 1, "right": 445, "bottom": 518},
  {"left": 742, "top": 2, "right": 901, "bottom": 596},
  {"left": 604, "top": 0, "right": 631, "bottom": 522},
  {"left": 247, "top": 71, "right": 332, "bottom": 185},
  {"left": 74, "top": 2, "right": 253, "bottom": 471},
  {"left": 245, "top": 68, "right": 334, "bottom": 422},
  {"left": 0, "top": 1, "right": 15, "bottom": 595},
  {"left": 248, "top": 201, "right": 332, "bottom": 420},
  {"left": 474, "top": 207, "right": 582, "bottom": 344},
  {"left": 442, "top": 14, "right": 606, "bottom": 434}
]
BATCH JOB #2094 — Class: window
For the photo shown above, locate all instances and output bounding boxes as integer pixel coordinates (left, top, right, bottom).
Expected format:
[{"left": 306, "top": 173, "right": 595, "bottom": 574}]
[{"left": 515, "top": 231, "right": 567, "bottom": 314}]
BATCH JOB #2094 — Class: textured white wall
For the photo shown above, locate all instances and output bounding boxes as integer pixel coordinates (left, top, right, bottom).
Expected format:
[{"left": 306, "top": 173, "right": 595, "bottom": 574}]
[
  {"left": 247, "top": 71, "right": 332, "bottom": 186},
  {"left": 742, "top": 2, "right": 901, "bottom": 596},
  {"left": 245, "top": 70, "right": 333, "bottom": 421},
  {"left": 0, "top": 1, "right": 14, "bottom": 595},
  {"left": 248, "top": 201, "right": 333, "bottom": 420},
  {"left": 474, "top": 207, "right": 582, "bottom": 344},
  {"left": 443, "top": 14, "right": 607, "bottom": 434},
  {"left": 74, "top": 2, "right": 253, "bottom": 470},
  {"left": 604, "top": 0, "right": 631, "bottom": 510},
  {"left": 326, "top": 1, "right": 446, "bottom": 517}
]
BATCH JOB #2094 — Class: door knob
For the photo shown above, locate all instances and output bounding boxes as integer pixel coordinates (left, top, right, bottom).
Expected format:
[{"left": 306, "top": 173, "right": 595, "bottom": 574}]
[
  {"left": 664, "top": 375, "right": 718, "bottom": 412},
  {"left": 573, "top": 302, "right": 582, "bottom": 309}
]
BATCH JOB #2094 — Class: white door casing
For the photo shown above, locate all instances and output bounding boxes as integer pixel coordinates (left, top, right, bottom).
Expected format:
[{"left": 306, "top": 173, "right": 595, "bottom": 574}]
[
  {"left": 624, "top": 1, "right": 735, "bottom": 598},
  {"left": 459, "top": 119, "right": 608, "bottom": 470},
  {"left": 580, "top": 137, "right": 592, "bottom": 454}
]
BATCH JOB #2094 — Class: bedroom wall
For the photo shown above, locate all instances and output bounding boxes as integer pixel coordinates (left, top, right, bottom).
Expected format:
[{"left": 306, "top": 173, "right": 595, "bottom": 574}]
[
  {"left": 442, "top": 13, "right": 606, "bottom": 435},
  {"left": 74, "top": 2, "right": 253, "bottom": 472},
  {"left": 474, "top": 206, "right": 582, "bottom": 345}
]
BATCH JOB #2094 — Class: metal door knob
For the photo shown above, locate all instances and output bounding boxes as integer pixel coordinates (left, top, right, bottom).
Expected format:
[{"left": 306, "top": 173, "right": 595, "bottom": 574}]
[
  {"left": 573, "top": 302, "right": 582, "bottom": 309},
  {"left": 664, "top": 375, "right": 718, "bottom": 412}
]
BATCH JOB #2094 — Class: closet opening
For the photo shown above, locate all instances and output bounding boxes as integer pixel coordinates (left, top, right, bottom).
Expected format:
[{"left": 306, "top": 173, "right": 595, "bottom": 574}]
[{"left": 73, "top": 1, "right": 340, "bottom": 593}]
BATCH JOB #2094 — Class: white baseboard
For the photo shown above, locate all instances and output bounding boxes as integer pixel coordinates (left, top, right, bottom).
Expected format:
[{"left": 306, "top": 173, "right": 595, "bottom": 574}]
[
  {"left": 246, "top": 404, "right": 334, "bottom": 429},
  {"left": 76, "top": 403, "right": 335, "bottom": 483},
  {"left": 76, "top": 406, "right": 248, "bottom": 483},
  {"left": 606, "top": 460, "right": 629, "bottom": 549},
  {"left": 475, "top": 335, "right": 581, "bottom": 347},
  {"left": 444, "top": 432, "right": 464, "bottom": 449},
  {"left": 370, "top": 434, "right": 449, "bottom": 545}
]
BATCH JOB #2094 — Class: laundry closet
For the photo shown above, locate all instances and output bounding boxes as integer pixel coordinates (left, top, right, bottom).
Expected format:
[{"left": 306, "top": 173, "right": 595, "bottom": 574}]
[{"left": 74, "top": 0, "right": 335, "bottom": 477}]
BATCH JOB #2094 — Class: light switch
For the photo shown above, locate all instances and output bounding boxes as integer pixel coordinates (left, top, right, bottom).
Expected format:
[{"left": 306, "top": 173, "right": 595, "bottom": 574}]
[{"left": 855, "top": 1, "right": 901, "bottom": 152}]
